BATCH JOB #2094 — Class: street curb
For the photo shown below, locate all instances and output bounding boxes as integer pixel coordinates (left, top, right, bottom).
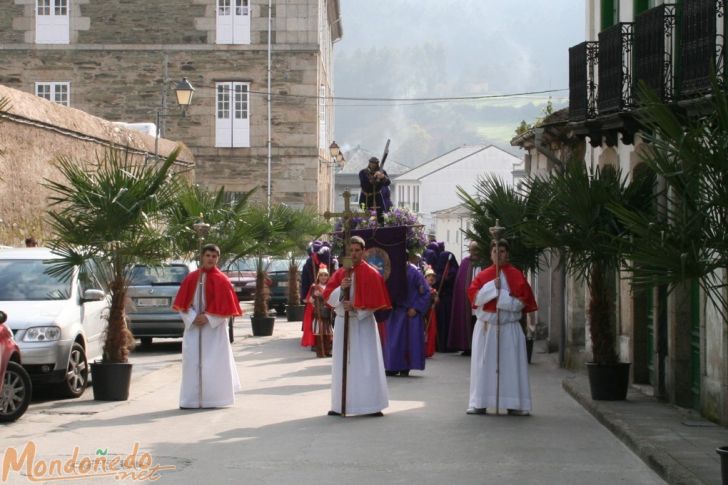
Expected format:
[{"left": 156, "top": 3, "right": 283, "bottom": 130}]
[{"left": 562, "top": 377, "right": 705, "bottom": 485}]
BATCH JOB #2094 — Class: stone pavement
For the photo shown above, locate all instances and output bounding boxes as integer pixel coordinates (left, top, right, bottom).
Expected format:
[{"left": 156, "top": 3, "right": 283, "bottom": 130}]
[
  {"left": 0, "top": 317, "right": 667, "bottom": 484},
  {"left": 563, "top": 371, "right": 728, "bottom": 485}
]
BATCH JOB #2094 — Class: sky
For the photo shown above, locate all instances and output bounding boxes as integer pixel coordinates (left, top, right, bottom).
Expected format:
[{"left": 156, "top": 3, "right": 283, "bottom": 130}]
[{"left": 333, "top": 0, "right": 585, "bottom": 166}]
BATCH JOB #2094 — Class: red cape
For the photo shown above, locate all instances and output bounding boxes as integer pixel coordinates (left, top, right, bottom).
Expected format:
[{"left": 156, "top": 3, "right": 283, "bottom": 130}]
[
  {"left": 323, "top": 261, "right": 391, "bottom": 312},
  {"left": 172, "top": 266, "right": 242, "bottom": 317},
  {"left": 467, "top": 263, "right": 537, "bottom": 314}
]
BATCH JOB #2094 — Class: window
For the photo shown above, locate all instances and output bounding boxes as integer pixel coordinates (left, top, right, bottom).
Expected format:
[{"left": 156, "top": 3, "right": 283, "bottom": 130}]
[
  {"left": 447, "top": 230, "right": 451, "bottom": 243},
  {"left": 35, "top": 82, "right": 70, "bottom": 106},
  {"left": 319, "top": 85, "right": 326, "bottom": 149},
  {"left": 634, "top": 0, "right": 656, "bottom": 17},
  {"left": 36, "top": 0, "right": 69, "bottom": 44},
  {"left": 413, "top": 185, "right": 420, "bottom": 212},
  {"left": 215, "top": 82, "right": 250, "bottom": 148},
  {"left": 406, "top": 185, "right": 411, "bottom": 208},
  {"left": 601, "top": 0, "right": 619, "bottom": 30},
  {"left": 216, "top": 0, "right": 250, "bottom": 45}
]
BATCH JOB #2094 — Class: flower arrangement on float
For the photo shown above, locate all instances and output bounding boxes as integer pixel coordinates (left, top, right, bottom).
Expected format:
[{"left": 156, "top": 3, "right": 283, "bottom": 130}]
[{"left": 331, "top": 206, "right": 427, "bottom": 255}]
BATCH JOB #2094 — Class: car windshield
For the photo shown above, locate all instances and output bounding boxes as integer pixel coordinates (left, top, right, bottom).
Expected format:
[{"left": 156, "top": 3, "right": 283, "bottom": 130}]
[
  {"left": 130, "top": 264, "right": 190, "bottom": 286},
  {"left": 0, "top": 259, "right": 71, "bottom": 301},
  {"left": 268, "top": 258, "right": 305, "bottom": 273},
  {"left": 222, "top": 259, "right": 258, "bottom": 272}
]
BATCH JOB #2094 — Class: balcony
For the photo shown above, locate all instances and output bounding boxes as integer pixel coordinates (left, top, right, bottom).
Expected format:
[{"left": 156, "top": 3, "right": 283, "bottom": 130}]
[
  {"left": 634, "top": 4, "right": 677, "bottom": 103},
  {"left": 598, "top": 22, "right": 634, "bottom": 114},
  {"left": 568, "top": 41, "right": 599, "bottom": 121},
  {"left": 679, "top": 0, "right": 723, "bottom": 97}
]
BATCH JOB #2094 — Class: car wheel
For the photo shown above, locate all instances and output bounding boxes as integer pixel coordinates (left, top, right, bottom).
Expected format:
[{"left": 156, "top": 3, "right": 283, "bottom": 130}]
[
  {"left": 140, "top": 337, "right": 153, "bottom": 346},
  {"left": 58, "top": 343, "right": 88, "bottom": 398},
  {"left": 228, "top": 317, "right": 234, "bottom": 343},
  {"left": 0, "top": 361, "right": 32, "bottom": 423}
]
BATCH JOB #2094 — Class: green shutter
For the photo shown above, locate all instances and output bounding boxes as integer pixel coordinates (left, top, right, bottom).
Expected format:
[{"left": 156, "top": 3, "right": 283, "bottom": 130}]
[
  {"left": 601, "top": 0, "right": 619, "bottom": 30},
  {"left": 634, "top": 0, "right": 650, "bottom": 17}
]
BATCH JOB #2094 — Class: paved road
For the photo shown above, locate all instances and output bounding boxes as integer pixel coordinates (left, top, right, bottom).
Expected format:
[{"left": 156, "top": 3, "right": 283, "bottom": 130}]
[{"left": 1, "top": 317, "right": 664, "bottom": 484}]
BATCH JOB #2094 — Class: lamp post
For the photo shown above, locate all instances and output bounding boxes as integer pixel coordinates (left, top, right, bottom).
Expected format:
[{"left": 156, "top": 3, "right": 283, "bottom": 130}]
[
  {"left": 154, "top": 77, "right": 195, "bottom": 160},
  {"left": 329, "top": 141, "right": 341, "bottom": 212}
]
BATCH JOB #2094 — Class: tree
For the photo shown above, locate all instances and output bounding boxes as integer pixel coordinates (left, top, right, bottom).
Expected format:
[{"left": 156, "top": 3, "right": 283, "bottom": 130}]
[
  {"left": 45, "top": 149, "right": 182, "bottom": 363},
  {"left": 233, "top": 204, "right": 330, "bottom": 318},
  {"left": 522, "top": 162, "right": 655, "bottom": 364},
  {"left": 612, "top": 80, "right": 728, "bottom": 318},
  {"left": 165, "top": 181, "right": 255, "bottom": 259},
  {"left": 457, "top": 174, "right": 551, "bottom": 272}
]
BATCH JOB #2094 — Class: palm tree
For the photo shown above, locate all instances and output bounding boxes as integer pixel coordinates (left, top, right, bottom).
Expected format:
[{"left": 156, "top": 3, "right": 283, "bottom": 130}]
[
  {"left": 458, "top": 174, "right": 551, "bottom": 272},
  {"left": 523, "top": 161, "right": 655, "bottom": 365},
  {"left": 165, "top": 182, "right": 255, "bottom": 259},
  {"left": 612, "top": 80, "right": 728, "bottom": 317},
  {"left": 44, "top": 149, "right": 182, "bottom": 363},
  {"left": 233, "top": 204, "right": 330, "bottom": 318}
]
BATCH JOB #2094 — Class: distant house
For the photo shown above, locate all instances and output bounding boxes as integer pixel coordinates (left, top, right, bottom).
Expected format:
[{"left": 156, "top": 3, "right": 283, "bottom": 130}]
[
  {"left": 431, "top": 204, "right": 472, "bottom": 262},
  {"left": 392, "top": 144, "right": 521, "bottom": 229},
  {"left": 333, "top": 145, "right": 410, "bottom": 212}
]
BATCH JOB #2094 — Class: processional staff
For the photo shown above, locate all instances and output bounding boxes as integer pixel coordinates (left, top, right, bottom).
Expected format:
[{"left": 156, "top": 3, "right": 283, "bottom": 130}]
[
  {"left": 489, "top": 219, "right": 505, "bottom": 416},
  {"left": 324, "top": 190, "right": 366, "bottom": 417},
  {"left": 193, "top": 215, "right": 211, "bottom": 409}
]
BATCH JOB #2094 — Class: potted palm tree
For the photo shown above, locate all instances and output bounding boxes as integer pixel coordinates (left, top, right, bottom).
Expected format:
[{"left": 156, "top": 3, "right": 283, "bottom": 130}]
[
  {"left": 522, "top": 161, "right": 655, "bottom": 400},
  {"left": 45, "top": 148, "right": 182, "bottom": 400},
  {"left": 233, "top": 204, "right": 330, "bottom": 336}
]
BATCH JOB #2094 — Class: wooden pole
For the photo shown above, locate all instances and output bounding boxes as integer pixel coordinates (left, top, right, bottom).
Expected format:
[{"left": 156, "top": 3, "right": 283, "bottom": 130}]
[{"left": 489, "top": 220, "right": 505, "bottom": 416}]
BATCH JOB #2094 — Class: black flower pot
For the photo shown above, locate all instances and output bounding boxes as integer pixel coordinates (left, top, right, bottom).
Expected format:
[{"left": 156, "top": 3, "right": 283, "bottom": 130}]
[
  {"left": 526, "top": 337, "right": 534, "bottom": 364},
  {"left": 286, "top": 304, "right": 306, "bottom": 322},
  {"left": 586, "top": 362, "right": 630, "bottom": 401},
  {"left": 251, "top": 316, "right": 275, "bottom": 336},
  {"left": 717, "top": 446, "right": 728, "bottom": 485},
  {"left": 90, "top": 362, "right": 132, "bottom": 401}
]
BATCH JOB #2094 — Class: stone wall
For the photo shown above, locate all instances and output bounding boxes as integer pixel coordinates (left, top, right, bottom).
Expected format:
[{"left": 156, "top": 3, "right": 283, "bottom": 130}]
[
  {"left": 0, "top": 84, "right": 193, "bottom": 246},
  {"left": 0, "top": 0, "right": 340, "bottom": 212}
]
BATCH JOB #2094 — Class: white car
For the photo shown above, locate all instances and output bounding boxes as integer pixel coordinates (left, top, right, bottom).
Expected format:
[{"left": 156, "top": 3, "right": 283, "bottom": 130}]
[{"left": 0, "top": 248, "right": 108, "bottom": 398}]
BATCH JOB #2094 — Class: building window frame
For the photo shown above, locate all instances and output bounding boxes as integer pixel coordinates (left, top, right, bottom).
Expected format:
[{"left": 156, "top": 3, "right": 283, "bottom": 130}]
[
  {"left": 36, "top": 0, "right": 70, "bottom": 44},
  {"left": 216, "top": 0, "right": 251, "bottom": 45},
  {"left": 215, "top": 81, "right": 250, "bottom": 148},
  {"left": 35, "top": 81, "right": 70, "bottom": 106}
]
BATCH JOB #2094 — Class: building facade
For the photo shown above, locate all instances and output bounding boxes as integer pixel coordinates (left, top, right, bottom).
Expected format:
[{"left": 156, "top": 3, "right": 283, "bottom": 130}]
[
  {"left": 512, "top": 0, "right": 728, "bottom": 424},
  {"left": 393, "top": 145, "right": 520, "bottom": 231},
  {"left": 0, "top": 0, "right": 342, "bottom": 211}
]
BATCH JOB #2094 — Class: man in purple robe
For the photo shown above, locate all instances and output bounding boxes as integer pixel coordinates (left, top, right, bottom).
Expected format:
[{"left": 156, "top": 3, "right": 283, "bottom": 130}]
[
  {"left": 383, "top": 253, "right": 432, "bottom": 376},
  {"left": 447, "top": 241, "right": 481, "bottom": 355}
]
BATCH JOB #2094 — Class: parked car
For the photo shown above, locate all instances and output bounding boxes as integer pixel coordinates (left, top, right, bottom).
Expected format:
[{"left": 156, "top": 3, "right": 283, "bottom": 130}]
[
  {"left": 221, "top": 257, "right": 261, "bottom": 302},
  {"left": 126, "top": 261, "right": 235, "bottom": 345},
  {"left": 0, "top": 248, "right": 109, "bottom": 398},
  {"left": 268, "top": 258, "right": 305, "bottom": 315},
  {"left": 0, "top": 310, "right": 32, "bottom": 422}
]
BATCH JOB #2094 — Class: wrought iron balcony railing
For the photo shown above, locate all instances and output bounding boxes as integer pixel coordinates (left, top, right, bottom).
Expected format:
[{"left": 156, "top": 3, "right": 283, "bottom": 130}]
[
  {"left": 598, "top": 22, "right": 634, "bottom": 114},
  {"left": 569, "top": 41, "right": 599, "bottom": 121},
  {"left": 634, "top": 3, "right": 677, "bottom": 103},
  {"left": 679, "top": 0, "right": 724, "bottom": 97}
]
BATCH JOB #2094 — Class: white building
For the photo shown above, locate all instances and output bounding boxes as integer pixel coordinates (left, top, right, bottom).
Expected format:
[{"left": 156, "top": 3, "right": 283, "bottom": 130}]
[
  {"left": 431, "top": 204, "right": 472, "bottom": 262},
  {"left": 392, "top": 144, "right": 521, "bottom": 229}
]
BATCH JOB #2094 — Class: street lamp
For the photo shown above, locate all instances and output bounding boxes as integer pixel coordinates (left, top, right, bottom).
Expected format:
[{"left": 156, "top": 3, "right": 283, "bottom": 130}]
[
  {"left": 328, "top": 141, "right": 342, "bottom": 212},
  {"left": 154, "top": 77, "right": 195, "bottom": 160}
]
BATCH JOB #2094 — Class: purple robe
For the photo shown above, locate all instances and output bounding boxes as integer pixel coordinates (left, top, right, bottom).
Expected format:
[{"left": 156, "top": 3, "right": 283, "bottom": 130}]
[
  {"left": 435, "top": 251, "right": 459, "bottom": 352},
  {"left": 447, "top": 255, "right": 475, "bottom": 351},
  {"left": 383, "top": 263, "right": 431, "bottom": 371}
]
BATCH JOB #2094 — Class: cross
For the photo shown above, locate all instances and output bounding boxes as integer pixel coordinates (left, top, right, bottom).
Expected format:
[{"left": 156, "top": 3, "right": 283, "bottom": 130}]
[{"left": 323, "top": 189, "right": 367, "bottom": 267}]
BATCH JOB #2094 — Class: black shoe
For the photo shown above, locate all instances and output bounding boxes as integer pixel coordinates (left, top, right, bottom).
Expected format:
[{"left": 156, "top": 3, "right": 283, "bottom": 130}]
[
  {"left": 365, "top": 412, "right": 384, "bottom": 417},
  {"left": 385, "top": 370, "right": 398, "bottom": 376},
  {"left": 398, "top": 370, "right": 410, "bottom": 377},
  {"left": 327, "top": 410, "right": 341, "bottom": 416}
]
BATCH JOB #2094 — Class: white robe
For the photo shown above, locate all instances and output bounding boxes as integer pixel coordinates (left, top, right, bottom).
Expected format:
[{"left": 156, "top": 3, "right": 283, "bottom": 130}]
[
  {"left": 469, "top": 273, "right": 531, "bottom": 412},
  {"left": 327, "top": 274, "right": 389, "bottom": 415},
  {"left": 179, "top": 273, "right": 241, "bottom": 408}
]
